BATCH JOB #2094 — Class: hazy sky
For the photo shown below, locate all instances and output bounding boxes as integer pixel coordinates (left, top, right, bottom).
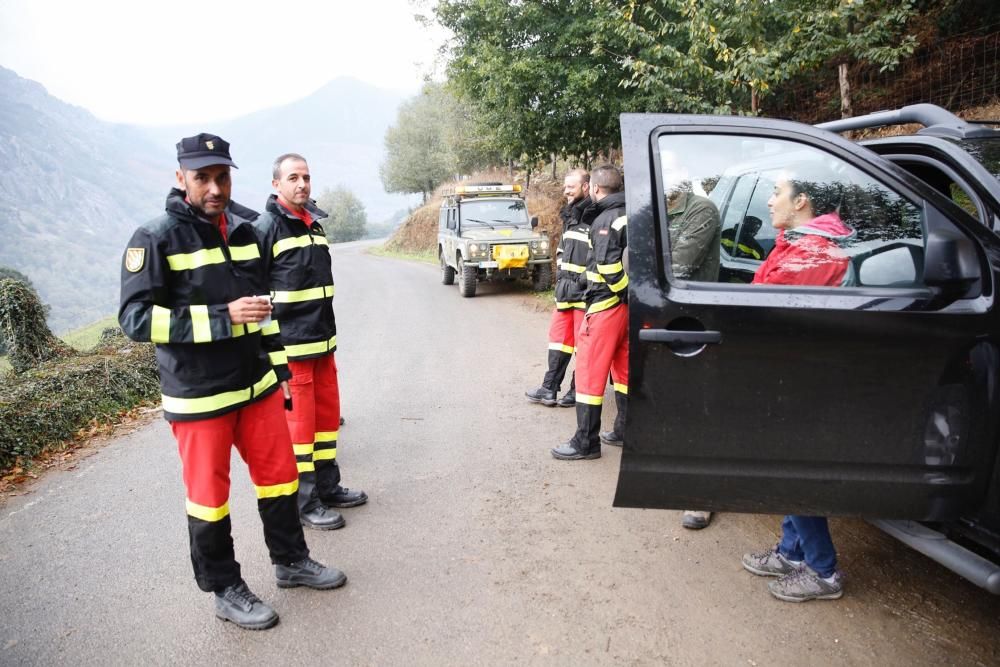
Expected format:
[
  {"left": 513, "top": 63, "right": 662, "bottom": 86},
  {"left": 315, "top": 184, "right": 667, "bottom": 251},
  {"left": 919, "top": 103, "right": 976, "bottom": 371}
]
[{"left": 0, "top": 0, "right": 448, "bottom": 126}]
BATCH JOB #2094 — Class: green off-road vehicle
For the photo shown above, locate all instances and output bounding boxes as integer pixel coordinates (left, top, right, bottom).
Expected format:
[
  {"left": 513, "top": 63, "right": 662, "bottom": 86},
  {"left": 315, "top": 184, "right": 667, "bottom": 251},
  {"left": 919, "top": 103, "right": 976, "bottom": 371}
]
[{"left": 438, "top": 183, "right": 553, "bottom": 297}]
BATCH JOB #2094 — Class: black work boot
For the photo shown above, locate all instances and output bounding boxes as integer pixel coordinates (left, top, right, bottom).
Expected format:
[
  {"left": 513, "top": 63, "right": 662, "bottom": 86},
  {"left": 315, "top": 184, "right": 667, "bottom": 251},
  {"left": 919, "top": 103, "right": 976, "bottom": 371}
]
[
  {"left": 599, "top": 430, "right": 623, "bottom": 446},
  {"left": 525, "top": 386, "right": 557, "bottom": 406},
  {"left": 551, "top": 440, "right": 601, "bottom": 460},
  {"left": 557, "top": 374, "right": 576, "bottom": 407},
  {"left": 300, "top": 505, "right": 345, "bottom": 530},
  {"left": 214, "top": 580, "right": 279, "bottom": 630},
  {"left": 322, "top": 485, "right": 368, "bottom": 508},
  {"left": 275, "top": 556, "right": 347, "bottom": 590}
]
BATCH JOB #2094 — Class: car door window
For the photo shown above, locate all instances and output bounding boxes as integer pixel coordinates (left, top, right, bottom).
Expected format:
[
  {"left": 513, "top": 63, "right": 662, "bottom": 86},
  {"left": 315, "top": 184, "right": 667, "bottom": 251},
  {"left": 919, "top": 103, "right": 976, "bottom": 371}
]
[{"left": 658, "top": 134, "right": 926, "bottom": 287}]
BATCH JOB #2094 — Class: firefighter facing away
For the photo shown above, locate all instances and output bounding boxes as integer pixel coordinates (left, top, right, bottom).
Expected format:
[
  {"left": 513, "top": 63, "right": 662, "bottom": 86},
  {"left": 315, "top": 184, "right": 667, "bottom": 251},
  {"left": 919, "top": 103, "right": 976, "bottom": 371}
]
[
  {"left": 119, "top": 134, "right": 347, "bottom": 631},
  {"left": 253, "top": 153, "right": 368, "bottom": 531}
]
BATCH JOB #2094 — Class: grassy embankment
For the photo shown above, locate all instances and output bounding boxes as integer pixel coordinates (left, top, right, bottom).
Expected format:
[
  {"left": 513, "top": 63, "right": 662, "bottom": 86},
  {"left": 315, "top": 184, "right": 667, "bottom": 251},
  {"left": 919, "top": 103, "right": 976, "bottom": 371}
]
[{"left": 0, "top": 315, "right": 118, "bottom": 373}]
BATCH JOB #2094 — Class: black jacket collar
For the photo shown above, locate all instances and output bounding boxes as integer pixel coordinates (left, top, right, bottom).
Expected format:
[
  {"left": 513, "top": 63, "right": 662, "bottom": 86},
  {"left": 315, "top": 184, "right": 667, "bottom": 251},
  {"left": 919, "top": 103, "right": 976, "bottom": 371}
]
[
  {"left": 164, "top": 188, "right": 259, "bottom": 228},
  {"left": 264, "top": 194, "right": 329, "bottom": 222}
]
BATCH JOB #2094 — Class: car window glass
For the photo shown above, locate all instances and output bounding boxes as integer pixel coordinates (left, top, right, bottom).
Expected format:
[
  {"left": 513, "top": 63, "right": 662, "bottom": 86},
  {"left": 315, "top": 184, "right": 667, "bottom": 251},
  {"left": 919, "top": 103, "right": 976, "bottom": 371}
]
[{"left": 657, "top": 133, "right": 926, "bottom": 288}]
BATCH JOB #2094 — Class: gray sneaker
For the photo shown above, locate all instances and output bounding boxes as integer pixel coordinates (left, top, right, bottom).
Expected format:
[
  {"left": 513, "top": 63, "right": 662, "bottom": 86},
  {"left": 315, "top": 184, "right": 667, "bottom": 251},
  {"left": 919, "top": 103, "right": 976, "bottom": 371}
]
[
  {"left": 741, "top": 546, "right": 802, "bottom": 577},
  {"left": 275, "top": 556, "right": 347, "bottom": 590},
  {"left": 768, "top": 567, "right": 844, "bottom": 602},
  {"left": 214, "top": 580, "right": 279, "bottom": 630}
]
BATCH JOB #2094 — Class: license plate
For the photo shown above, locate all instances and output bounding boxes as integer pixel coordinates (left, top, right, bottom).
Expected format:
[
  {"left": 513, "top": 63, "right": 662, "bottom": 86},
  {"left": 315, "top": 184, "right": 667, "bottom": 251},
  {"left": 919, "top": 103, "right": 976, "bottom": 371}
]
[{"left": 479, "top": 261, "right": 499, "bottom": 268}]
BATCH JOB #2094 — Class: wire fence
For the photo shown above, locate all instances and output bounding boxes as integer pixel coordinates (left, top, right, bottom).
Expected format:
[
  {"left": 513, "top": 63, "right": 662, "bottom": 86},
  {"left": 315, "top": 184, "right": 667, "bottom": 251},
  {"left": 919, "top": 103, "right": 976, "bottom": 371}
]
[{"left": 768, "top": 27, "right": 1000, "bottom": 123}]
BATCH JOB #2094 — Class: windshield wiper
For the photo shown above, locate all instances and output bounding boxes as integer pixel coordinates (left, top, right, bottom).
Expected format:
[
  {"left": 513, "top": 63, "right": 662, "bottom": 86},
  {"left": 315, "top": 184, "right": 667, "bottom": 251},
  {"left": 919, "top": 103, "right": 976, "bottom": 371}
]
[{"left": 463, "top": 218, "right": 495, "bottom": 229}]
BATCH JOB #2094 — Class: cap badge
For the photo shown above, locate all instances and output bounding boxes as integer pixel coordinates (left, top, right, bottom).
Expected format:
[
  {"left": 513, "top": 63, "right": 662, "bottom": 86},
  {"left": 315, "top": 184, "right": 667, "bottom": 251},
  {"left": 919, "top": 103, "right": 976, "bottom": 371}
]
[{"left": 205, "top": 140, "right": 215, "bottom": 150}]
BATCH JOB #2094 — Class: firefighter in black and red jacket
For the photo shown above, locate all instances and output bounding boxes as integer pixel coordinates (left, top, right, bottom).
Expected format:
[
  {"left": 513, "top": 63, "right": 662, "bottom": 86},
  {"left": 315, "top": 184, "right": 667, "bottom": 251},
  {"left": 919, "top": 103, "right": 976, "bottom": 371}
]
[
  {"left": 552, "top": 164, "right": 628, "bottom": 461},
  {"left": 525, "top": 168, "right": 592, "bottom": 407},
  {"left": 119, "top": 134, "right": 346, "bottom": 631},
  {"left": 253, "top": 153, "right": 368, "bottom": 532}
]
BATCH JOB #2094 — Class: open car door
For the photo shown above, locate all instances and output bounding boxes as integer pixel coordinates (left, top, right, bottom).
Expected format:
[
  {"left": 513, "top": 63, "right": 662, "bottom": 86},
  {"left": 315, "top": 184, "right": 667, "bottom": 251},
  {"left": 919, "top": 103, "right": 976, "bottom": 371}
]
[{"left": 614, "top": 114, "right": 1000, "bottom": 520}]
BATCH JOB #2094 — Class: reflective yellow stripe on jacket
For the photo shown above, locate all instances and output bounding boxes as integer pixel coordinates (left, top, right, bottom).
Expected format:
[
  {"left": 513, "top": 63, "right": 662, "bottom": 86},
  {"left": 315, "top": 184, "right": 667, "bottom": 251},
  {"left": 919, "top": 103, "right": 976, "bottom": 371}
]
[
  {"left": 272, "top": 234, "right": 329, "bottom": 258},
  {"left": 228, "top": 244, "right": 261, "bottom": 261},
  {"left": 160, "top": 369, "right": 278, "bottom": 415},
  {"left": 587, "top": 295, "right": 621, "bottom": 315},
  {"left": 272, "top": 284, "right": 335, "bottom": 304},
  {"left": 283, "top": 334, "right": 337, "bottom": 359},
  {"left": 166, "top": 247, "right": 226, "bottom": 271}
]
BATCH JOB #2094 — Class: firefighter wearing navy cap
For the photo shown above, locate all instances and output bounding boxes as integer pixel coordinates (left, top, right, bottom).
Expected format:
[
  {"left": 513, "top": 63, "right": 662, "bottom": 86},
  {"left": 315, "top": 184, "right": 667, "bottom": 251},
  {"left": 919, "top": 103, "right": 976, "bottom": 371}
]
[
  {"left": 253, "top": 153, "right": 367, "bottom": 531},
  {"left": 119, "top": 134, "right": 346, "bottom": 631}
]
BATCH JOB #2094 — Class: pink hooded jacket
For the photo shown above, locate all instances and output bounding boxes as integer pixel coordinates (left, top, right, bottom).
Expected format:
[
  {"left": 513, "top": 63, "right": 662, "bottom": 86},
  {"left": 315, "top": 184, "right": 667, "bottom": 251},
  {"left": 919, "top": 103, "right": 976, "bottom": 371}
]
[{"left": 752, "top": 213, "right": 856, "bottom": 286}]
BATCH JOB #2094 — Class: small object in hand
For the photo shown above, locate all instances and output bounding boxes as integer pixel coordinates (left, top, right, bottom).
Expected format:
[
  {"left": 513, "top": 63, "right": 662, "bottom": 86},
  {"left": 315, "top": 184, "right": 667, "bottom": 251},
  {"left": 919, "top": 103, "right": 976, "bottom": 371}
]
[
  {"left": 284, "top": 397, "right": 293, "bottom": 411},
  {"left": 256, "top": 295, "right": 272, "bottom": 327}
]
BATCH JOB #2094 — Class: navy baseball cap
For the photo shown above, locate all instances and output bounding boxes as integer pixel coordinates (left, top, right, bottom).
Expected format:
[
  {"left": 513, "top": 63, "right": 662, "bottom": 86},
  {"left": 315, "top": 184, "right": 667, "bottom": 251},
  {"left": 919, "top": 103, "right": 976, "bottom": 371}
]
[{"left": 176, "top": 133, "right": 238, "bottom": 170}]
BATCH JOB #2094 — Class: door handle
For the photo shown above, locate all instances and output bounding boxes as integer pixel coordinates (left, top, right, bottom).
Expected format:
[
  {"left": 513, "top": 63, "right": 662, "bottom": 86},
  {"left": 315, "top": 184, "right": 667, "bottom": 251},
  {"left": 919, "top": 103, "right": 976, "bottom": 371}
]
[{"left": 639, "top": 329, "right": 722, "bottom": 344}]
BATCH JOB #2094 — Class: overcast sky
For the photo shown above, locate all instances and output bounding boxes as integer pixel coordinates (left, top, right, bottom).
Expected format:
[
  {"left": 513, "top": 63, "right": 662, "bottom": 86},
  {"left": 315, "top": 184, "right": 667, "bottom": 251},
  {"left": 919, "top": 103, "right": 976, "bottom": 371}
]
[{"left": 0, "top": 0, "right": 448, "bottom": 126}]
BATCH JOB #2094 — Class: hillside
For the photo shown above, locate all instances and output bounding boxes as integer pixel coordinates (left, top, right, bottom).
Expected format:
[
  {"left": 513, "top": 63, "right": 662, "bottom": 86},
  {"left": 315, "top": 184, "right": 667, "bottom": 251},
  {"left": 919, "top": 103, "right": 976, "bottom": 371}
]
[
  {"left": 0, "top": 66, "right": 169, "bottom": 331},
  {"left": 0, "top": 69, "right": 416, "bottom": 332}
]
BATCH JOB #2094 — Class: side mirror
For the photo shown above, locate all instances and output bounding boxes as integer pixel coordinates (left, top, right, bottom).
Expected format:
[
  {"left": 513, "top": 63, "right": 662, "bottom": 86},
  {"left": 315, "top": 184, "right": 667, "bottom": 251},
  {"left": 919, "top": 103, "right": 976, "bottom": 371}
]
[
  {"left": 923, "top": 207, "right": 980, "bottom": 298},
  {"left": 530, "top": 216, "right": 539, "bottom": 229}
]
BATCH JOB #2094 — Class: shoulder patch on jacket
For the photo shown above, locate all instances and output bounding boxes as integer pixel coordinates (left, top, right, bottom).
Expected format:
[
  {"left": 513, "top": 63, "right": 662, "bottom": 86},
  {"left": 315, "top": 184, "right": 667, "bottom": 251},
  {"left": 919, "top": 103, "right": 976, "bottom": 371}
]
[{"left": 125, "top": 248, "right": 145, "bottom": 272}]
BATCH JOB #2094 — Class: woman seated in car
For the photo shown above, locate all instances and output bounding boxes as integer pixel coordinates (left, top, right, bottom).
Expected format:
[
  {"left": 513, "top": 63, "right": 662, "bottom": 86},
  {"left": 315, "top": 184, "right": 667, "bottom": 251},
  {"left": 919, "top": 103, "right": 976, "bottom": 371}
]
[
  {"left": 742, "top": 162, "right": 855, "bottom": 603},
  {"left": 752, "top": 163, "right": 856, "bottom": 287}
]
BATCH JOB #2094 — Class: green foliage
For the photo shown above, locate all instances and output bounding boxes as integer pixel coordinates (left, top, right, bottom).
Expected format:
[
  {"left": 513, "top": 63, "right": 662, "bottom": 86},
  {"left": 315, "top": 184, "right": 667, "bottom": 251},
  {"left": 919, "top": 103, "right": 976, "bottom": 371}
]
[
  {"left": 0, "top": 328, "right": 160, "bottom": 472},
  {"left": 436, "top": 0, "right": 626, "bottom": 163},
  {"left": 0, "top": 267, "right": 46, "bottom": 355},
  {"left": 379, "top": 83, "right": 501, "bottom": 199},
  {"left": 0, "top": 279, "right": 74, "bottom": 373},
  {"left": 434, "top": 0, "right": 920, "bottom": 156},
  {"left": 317, "top": 187, "right": 368, "bottom": 243}
]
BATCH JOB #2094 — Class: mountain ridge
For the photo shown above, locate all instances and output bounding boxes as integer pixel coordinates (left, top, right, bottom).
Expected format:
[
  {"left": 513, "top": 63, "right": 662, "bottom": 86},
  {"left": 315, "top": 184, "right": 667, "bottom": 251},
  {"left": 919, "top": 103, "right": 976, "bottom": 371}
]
[{"left": 0, "top": 67, "right": 412, "bottom": 332}]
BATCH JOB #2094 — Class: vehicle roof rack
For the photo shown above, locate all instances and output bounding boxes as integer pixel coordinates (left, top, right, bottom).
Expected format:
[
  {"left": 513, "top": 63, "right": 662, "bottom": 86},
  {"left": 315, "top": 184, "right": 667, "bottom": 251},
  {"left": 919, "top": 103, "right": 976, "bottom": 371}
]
[{"left": 816, "top": 103, "right": 999, "bottom": 140}]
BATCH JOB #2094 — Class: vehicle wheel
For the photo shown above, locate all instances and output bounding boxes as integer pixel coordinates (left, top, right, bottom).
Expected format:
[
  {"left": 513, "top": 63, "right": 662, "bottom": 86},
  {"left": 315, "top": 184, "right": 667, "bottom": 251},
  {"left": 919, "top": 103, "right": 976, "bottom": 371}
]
[
  {"left": 532, "top": 262, "right": 553, "bottom": 291},
  {"left": 440, "top": 251, "right": 455, "bottom": 285},
  {"left": 459, "top": 261, "right": 478, "bottom": 297}
]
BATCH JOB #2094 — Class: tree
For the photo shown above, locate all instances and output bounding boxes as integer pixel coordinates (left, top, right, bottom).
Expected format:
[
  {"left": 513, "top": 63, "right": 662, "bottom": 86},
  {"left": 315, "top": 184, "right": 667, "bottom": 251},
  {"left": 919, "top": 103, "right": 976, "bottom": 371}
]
[
  {"left": 436, "top": 0, "right": 627, "bottom": 165},
  {"left": 380, "top": 83, "right": 502, "bottom": 200},
  {"left": 316, "top": 187, "right": 368, "bottom": 243},
  {"left": 380, "top": 84, "right": 455, "bottom": 201}
]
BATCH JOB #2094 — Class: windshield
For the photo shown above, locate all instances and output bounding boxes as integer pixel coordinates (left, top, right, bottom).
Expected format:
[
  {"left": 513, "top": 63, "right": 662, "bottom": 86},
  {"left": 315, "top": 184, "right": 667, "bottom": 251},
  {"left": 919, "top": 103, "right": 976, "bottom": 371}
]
[
  {"left": 459, "top": 198, "right": 529, "bottom": 227},
  {"left": 954, "top": 137, "right": 1000, "bottom": 181}
]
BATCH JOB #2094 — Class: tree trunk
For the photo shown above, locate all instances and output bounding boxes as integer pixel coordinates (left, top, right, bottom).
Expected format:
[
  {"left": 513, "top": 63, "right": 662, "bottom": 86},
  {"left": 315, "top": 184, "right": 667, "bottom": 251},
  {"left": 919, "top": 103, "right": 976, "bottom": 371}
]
[
  {"left": 838, "top": 62, "right": 853, "bottom": 119},
  {"left": 508, "top": 158, "right": 514, "bottom": 181},
  {"left": 552, "top": 154, "right": 557, "bottom": 179},
  {"left": 526, "top": 167, "right": 532, "bottom": 190},
  {"left": 751, "top": 88, "right": 759, "bottom": 114}
]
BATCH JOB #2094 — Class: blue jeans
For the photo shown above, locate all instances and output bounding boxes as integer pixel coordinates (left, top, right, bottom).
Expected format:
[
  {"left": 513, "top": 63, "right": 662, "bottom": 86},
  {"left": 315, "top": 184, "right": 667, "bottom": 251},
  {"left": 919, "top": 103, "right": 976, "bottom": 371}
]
[{"left": 777, "top": 516, "right": 837, "bottom": 578}]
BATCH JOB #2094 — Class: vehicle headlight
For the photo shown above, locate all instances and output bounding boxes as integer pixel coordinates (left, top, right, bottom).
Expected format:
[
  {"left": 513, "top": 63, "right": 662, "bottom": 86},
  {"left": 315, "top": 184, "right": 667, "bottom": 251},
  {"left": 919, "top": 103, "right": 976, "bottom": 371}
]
[
  {"left": 469, "top": 243, "right": 479, "bottom": 253},
  {"left": 530, "top": 241, "right": 538, "bottom": 249},
  {"left": 539, "top": 239, "right": 549, "bottom": 251}
]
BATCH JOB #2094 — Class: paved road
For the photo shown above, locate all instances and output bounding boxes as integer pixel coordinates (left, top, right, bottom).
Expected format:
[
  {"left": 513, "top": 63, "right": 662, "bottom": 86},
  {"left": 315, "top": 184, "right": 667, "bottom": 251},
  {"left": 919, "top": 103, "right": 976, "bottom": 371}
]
[{"left": 1, "top": 241, "right": 999, "bottom": 665}]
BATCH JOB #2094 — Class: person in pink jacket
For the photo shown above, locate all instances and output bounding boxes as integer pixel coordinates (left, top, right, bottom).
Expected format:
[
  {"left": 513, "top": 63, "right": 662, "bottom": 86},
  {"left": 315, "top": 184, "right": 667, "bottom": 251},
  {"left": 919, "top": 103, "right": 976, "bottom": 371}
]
[{"left": 741, "top": 162, "right": 854, "bottom": 602}]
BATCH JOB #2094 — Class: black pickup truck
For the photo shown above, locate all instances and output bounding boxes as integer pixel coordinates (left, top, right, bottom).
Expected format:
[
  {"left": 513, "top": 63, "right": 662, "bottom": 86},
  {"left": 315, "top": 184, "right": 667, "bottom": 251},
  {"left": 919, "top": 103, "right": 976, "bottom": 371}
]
[{"left": 616, "top": 104, "right": 1000, "bottom": 594}]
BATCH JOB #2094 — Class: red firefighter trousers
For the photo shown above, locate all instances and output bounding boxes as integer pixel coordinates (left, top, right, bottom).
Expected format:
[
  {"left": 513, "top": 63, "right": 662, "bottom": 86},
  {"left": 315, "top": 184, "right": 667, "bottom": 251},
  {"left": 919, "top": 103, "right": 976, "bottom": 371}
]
[
  {"left": 286, "top": 354, "right": 341, "bottom": 512},
  {"left": 571, "top": 303, "right": 629, "bottom": 449},
  {"left": 171, "top": 389, "right": 308, "bottom": 592},
  {"left": 542, "top": 308, "right": 585, "bottom": 392}
]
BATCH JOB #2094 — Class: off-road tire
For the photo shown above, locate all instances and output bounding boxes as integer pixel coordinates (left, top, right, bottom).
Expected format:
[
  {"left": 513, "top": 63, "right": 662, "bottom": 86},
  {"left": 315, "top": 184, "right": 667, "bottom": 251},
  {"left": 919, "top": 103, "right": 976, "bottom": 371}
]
[
  {"left": 532, "top": 262, "right": 553, "bottom": 291},
  {"left": 459, "top": 261, "right": 478, "bottom": 297},
  {"left": 440, "top": 251, "right": 455, "bottom": 285}
]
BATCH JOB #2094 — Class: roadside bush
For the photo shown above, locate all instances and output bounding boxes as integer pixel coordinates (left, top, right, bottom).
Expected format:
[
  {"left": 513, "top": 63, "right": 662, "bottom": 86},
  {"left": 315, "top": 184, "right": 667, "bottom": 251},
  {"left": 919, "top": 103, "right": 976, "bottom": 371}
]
[
  {"left": 0, "top": 279, "right": 74, "bottom": 372},
  {"left": 0, "top": 325, "right": 160, "bottom": 472}
]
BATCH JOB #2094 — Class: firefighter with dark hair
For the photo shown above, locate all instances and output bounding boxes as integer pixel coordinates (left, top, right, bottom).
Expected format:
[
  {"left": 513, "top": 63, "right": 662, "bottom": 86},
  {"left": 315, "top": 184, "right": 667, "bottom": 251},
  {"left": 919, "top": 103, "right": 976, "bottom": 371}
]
[
  {"left": 552, "top": 164, "right": 628, "bottom": 461},
  {"left": 119, "top": 134, "right": 346, "bottom": 631},
  {"left": 253, "top": 153, "right": 367, "bottom": 532},
  {"left": 525, "top": 168, "right": 591, "bottom": 407}
]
